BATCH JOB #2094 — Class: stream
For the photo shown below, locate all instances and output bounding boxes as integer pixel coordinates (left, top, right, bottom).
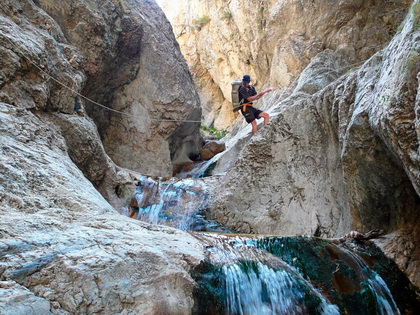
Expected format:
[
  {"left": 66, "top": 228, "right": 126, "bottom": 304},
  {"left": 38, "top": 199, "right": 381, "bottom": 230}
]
[{"left": 120, "top": 176, "right": 418, "bottom": 314}]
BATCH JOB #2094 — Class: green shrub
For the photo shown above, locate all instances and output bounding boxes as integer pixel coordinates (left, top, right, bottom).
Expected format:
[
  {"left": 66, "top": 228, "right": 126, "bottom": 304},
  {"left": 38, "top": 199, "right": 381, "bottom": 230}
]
[
  {"left": 222, "top": 11, "right": 232, "bottom": 22},
  {"left": 193, "top": 15, "right": 211, "bottom": 31},
  {"left": 200, "top": 125, "right": 228, "bottom": 139}
]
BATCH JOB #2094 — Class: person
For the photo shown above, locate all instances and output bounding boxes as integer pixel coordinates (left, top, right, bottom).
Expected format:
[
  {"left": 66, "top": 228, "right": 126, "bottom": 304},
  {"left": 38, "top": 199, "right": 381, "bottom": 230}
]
[{"left": 238, "top": 74, "right": 272, "bottom": 134}]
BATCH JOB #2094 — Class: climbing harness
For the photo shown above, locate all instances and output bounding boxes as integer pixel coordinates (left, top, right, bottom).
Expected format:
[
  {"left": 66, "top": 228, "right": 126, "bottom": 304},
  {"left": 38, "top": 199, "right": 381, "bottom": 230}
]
[
  {"left": 3, "top": 35, "right": 201, "bottom": 124},
  {"left": 242, "top": 103, "right": 253, "bottom": 112}
]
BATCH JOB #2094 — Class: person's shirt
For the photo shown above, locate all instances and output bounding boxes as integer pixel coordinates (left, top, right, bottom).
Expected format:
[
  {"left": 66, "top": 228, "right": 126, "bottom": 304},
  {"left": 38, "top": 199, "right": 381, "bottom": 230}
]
[{"left": 238, "top": 84, "right": 257, "bottom": 104}]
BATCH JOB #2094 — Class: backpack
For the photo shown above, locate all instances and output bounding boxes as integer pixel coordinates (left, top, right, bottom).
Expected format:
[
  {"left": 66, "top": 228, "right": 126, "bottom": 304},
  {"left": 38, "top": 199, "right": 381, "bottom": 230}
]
[{"left": 231, "top": 79, "right": 243, "bottom": 112}]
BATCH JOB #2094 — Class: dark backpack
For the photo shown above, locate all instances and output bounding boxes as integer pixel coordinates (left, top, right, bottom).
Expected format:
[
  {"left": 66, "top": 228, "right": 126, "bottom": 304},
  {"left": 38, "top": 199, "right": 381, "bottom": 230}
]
[{"left": 231, "top": 79, "right": 243, "bottom": 112}]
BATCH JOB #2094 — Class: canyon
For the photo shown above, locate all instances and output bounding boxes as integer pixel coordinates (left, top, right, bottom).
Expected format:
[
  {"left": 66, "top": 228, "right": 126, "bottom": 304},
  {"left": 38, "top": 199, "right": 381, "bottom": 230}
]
[{"left": 0, "top": 0, "right": 419, "bottom": 313}]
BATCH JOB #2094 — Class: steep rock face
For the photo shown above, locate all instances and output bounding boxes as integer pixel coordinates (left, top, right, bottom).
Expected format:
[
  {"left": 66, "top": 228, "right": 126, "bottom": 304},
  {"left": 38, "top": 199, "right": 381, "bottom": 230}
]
[
  {"left": 1, "top": 0, "right": 202, "bottom": 177},
  {"left": 0, "top": 101, "right": 205, "bottom": 313},
  {"left": 0, "top": 1, "right": 207, "bottom": 311},
  {"left": 158, "top": 0, "right": 411, "bottom": 129},
  {"left": 209, "top": 2, "right": 420, "bottom": 287},
  {"left": 210, "top": 51, "right": 354, "bottom": 237}
]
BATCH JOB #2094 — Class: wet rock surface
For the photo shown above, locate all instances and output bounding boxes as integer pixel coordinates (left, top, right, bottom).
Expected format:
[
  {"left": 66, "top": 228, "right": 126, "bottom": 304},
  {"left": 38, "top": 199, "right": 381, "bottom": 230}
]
[{"left": 192, "top": 235, "right": 420, "bottom": 315}]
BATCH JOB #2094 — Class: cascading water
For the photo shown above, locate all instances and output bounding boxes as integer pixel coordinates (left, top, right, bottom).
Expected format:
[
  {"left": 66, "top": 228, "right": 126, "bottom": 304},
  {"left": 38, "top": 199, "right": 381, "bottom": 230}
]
[
  {"left": 122, "top": 176, "right": 418, "bottom": 314},
  {"left": 193, "top": 234, "right": 340, "bottom": 315},
  {"left": 224, "top": 262, "right": 307, "bottom": 314},
  {"left": 192, "top": 234, "right": 420, "bottom": 314},
  {"left": 338, "top": 246, "right": 400, "bottom": 315},
  {"left": 223, "top": 261, "right": 341, "bottom": 315},
  {"left": 121, "top": 175, "right": 229, "bottom": 231}
]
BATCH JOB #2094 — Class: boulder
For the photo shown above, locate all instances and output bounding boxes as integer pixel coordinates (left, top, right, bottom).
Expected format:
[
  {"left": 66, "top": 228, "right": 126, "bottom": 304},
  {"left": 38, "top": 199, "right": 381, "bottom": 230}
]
[{"left": 201, "top": 140, "right": 226, "bottom": 160}]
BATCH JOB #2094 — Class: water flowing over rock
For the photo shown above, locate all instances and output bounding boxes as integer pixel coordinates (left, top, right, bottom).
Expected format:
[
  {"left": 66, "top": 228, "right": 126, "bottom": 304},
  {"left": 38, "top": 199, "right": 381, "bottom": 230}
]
[
  {"left": 122, "top": 175, "right": 222, "bottom": 231},
  {"left": 116, "top": 168, "right": 420, "bottom": 313},
  {"left": 191, "top": 234, "right": 419, "bottom": 314},
  {"left": 1, "top": 0, "right": 420, "bottom": 313}
]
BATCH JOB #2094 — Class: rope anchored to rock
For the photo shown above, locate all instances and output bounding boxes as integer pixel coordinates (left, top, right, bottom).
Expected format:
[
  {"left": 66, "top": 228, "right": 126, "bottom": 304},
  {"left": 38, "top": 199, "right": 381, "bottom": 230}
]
[
  {"left": 3, "top": 35, "right": 201, "bottom": 124},
  {"left": 4, "top": 34, "right": 373, "bottom": 124}
]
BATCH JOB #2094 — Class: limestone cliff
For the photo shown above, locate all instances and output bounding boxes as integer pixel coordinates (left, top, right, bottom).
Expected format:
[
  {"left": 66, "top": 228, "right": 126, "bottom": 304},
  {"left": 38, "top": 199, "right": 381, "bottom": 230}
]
[{"left": 158, "top": 0, "right": 411, "bottom": 129}]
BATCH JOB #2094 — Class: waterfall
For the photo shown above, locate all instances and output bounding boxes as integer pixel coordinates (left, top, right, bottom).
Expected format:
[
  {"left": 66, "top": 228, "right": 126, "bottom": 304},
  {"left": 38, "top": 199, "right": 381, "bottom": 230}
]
[
  {"left": 224, "top": 263, "right": 306, "bottom": 315},
  {"left": 223, "top": 262, "right": 339, "bottom": 315},
  {"left": 369, "top": 274, "right": 400, "bottom": 315},
  {"left": 338, "top": 245, "right": 401, "bottom": 315},
  {"left": 122, "top": 178, "right": 412, "bottom": 314},
  {"left": 121, "top": 176, "right": 229, "bottom": 231},
  {"left": 196, "top": 234, "right": 340, "bottom": 315},
  {"left": 124, "top": 176, "right": 207, "bottom": 229}
]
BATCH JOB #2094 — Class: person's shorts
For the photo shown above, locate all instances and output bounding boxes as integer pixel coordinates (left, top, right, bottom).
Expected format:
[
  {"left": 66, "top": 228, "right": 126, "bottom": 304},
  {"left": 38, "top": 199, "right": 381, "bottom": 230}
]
[{"left": 241, "top": 106, "right": 262, "bottom": 123}]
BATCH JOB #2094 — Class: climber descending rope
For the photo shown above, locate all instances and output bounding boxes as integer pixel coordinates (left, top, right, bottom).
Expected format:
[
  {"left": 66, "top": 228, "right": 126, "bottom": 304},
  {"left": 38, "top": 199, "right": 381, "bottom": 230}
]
[
  {"left": 3, "top": 35, "right": 201, "bottom": 124},
  {"left": 232, "top": 74, "right": 272, "bottom": 135}
]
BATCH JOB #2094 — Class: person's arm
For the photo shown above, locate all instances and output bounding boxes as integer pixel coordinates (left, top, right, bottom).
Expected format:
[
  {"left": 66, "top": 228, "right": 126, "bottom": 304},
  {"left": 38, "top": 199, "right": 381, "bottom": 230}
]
[{"left": 245, "top": 88, "right": 272, "bottom": 102}]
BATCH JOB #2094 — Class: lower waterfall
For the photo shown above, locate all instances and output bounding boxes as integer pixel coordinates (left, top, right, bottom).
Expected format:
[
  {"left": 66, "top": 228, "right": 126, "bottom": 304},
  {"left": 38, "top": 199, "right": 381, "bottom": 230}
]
[
  {"left": 223, "top": 261, "right": 339, "bottom": 315},
  {"left": 122, "top": 176, "right": 418, "bottom": 314}
]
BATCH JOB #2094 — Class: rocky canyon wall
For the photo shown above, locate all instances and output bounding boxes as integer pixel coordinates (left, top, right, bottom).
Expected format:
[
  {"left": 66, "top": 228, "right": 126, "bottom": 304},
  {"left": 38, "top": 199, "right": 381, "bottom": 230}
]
[
  {"left": 0, "top": 0, "right": 207, "bottom": 313},
  {"left": 0, "top": 0, "right": 419, "bottom": 312},
  {"left": 1, "top": 0, "right": 202, "bottom": 178},
  {"left": 206, "top": 2, "right": 420, "bottom": 287},
  {"left": 158, "top": 0, "right": 411, "bottom": 130},
  {"left": 158, "top": 0, "right": 420, "bottom": 287}
]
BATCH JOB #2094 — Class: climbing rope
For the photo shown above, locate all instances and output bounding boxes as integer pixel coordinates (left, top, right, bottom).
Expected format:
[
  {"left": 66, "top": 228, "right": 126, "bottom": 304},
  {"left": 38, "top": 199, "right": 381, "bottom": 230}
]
[
  {"left": 4, "top": 34, "right": 372, "bottom": 124},
  {"left": 3, "top": 35, "right": 202, "bottom": 123}
]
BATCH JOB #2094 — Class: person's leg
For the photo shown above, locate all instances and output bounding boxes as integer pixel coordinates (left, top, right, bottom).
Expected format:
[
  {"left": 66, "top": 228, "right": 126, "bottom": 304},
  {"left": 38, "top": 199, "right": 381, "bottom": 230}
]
[
  {"left": 259, "top": 112, "right": 269, "bottom": 126},
  {"left": 251, "top": 120, "right": 258, "bottom": 134}
]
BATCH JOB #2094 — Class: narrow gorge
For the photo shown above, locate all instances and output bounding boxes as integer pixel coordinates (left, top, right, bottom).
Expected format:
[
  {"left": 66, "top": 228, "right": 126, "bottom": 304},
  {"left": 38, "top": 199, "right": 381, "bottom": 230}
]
[{"left": 0, "top": 0, "right": 419, "bottom": 314}]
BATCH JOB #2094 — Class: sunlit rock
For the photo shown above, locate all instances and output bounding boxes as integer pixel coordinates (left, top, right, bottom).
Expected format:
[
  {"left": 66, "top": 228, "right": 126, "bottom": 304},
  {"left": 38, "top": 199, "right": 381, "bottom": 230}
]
[
  {"left": 201, "top": 140, "right": 226, "bottom": 161},
  {"left": 207, "top": 1, "right": 420, "bottom": 287},
  {"left": 157, "top": 0, "right": 411, "bottom": 129}
]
